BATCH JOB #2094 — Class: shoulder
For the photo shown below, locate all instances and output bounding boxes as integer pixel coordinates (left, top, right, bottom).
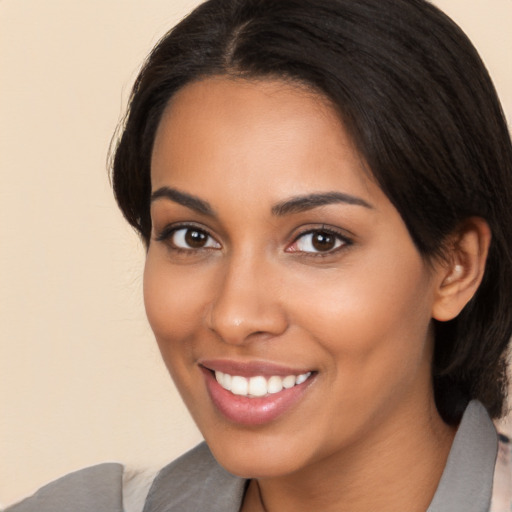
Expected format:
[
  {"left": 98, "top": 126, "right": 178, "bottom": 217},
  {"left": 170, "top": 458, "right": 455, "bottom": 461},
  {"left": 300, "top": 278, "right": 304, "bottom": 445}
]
[
  {"left": 490, "top": 433, "right": 512, "bottom": 512},
  {"left": 4, "top": 463, "right": 124, "bottom": 512},
  {"left": 143, "top": 442, "right": 246, "bottom": 512},
  {"left": 3, "top": 444, "right": 246, "bottom": 512}
]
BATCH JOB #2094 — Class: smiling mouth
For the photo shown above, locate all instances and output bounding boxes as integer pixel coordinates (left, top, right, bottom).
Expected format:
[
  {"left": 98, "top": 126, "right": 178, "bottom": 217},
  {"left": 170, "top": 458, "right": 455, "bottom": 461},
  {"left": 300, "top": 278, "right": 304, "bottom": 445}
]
[
  {"left": 214, "top": 371, "right": 312, "bottom": 398},
  {"left": 201, "top": 364, "right": 316, "bottom": 425}
]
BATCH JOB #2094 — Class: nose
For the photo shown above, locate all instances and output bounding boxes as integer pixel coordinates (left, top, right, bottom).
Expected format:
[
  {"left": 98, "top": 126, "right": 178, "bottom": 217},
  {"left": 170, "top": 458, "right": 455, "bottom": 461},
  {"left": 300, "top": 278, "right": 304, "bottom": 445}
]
[{"left": 206, "top": 253, "right": 288, "bottom": 345}]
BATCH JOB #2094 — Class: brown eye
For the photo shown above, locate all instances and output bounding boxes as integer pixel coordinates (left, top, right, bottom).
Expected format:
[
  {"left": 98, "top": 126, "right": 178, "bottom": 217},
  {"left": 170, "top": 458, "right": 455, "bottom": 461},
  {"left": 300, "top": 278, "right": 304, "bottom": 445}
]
[
  {"left": 169, "top": 227, "right": 221, "bottom": 250},
  {"left": 311, "top": 232, "right": 336, "bottom": 251},
  {"left": 290, "top": 229, "right": 346, "bottom": 254},
  {"left": 185, "top": 229, "right": 208, "bottom": 248}
]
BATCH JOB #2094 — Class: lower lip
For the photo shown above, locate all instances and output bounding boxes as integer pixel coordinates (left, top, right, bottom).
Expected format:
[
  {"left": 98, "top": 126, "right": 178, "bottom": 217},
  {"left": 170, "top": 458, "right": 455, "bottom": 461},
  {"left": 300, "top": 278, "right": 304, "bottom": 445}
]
[{"left": 202, "top": 367, "right": 315, "bottom": 426}]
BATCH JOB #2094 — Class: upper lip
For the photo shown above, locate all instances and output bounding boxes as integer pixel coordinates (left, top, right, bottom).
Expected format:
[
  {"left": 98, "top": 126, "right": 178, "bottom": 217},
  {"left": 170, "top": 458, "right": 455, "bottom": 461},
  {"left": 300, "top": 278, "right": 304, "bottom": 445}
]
[{"left": 199, "top": 359, "right": 314, "bottom": 378}]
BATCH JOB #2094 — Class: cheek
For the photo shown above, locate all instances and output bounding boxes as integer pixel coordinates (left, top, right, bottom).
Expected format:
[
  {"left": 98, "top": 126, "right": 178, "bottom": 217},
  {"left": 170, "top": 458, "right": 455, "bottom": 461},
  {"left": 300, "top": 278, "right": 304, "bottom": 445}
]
[
  {"left": 142, "top": 252, "right": 216, "bottom": 411},
  {"left": 287, "top": 251, "right": 434, "bottom": 375},
  {"left": 286, "top": 260, "right": 435, "bottom": 441},
  {"left": 143, "top": 252, "right": 210, "bottom": 349}
]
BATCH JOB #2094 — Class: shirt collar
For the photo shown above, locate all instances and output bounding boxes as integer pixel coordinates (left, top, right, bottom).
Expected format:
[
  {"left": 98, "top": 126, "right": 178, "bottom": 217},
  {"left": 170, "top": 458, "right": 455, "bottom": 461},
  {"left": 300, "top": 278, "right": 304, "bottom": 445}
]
[
  {"left": 427, "top": 400, "right": 498, "bottom": 512},
  {"left": 145, "top": 400, "right": 497, "bottom": 512}
]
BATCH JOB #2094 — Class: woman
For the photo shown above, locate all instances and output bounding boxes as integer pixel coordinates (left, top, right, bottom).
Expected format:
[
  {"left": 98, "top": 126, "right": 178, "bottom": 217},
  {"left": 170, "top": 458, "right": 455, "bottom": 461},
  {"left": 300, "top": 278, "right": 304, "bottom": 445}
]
[{"left": 7, "top": 0, "right": 512, "bottom": 511}]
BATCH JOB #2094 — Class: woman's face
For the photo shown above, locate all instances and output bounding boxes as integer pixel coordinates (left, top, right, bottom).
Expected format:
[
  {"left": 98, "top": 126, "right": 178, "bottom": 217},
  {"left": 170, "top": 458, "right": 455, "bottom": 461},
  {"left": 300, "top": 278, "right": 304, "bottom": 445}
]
[{"left": 145, "top": 77, "right": 443, "bottom": 478}]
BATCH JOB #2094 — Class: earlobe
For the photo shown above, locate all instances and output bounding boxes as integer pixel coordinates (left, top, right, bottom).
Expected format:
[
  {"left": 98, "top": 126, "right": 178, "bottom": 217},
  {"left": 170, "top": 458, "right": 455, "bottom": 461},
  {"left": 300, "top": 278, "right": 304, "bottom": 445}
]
[{"left": 432, "top": 217, "right": 491, "bottom": 322}]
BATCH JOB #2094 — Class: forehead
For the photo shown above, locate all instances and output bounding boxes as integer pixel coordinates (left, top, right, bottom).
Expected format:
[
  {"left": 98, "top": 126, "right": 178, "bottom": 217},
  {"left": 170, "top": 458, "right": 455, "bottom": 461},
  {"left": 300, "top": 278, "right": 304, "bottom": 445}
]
[{"left": 150, "top": 76, "right": 374, "bottom": 203}]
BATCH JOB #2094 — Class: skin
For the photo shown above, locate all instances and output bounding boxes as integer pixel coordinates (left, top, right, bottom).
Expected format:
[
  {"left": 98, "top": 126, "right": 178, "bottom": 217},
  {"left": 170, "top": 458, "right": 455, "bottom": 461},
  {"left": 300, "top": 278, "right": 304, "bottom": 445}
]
[{"left": 145, "top": 77, "right": 461, "bottom": 511}]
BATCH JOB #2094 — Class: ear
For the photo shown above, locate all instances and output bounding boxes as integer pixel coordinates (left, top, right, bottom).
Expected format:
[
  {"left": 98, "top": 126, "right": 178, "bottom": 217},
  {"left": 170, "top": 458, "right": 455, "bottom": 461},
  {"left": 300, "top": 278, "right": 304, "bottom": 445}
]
[{"left": 432, "top": 217, "right": 491, "bottom": 322}]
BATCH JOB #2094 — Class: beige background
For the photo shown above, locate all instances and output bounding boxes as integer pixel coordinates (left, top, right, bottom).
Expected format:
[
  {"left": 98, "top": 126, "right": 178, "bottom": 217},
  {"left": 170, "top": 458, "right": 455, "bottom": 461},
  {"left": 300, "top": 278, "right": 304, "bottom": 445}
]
[{"left": 1, "top": 0, "right": 511, "bottom": 507}]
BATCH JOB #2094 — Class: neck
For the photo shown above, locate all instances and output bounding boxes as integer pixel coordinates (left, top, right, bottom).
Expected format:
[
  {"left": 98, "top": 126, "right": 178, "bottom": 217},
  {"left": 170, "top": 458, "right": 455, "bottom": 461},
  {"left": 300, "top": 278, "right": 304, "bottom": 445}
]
[{"left": 242, "top": 396, "right": 456, "bottom": 512}]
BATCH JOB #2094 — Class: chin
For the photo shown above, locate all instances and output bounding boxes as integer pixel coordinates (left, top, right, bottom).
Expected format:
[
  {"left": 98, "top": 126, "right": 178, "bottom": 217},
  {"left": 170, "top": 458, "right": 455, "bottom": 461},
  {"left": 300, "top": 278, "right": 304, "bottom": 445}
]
[
  {"left": 200, "top": 425, "right": 316, "bottom": 479},
  {"left": 211, "top": 445, "right": 304, "bottom": 479}
]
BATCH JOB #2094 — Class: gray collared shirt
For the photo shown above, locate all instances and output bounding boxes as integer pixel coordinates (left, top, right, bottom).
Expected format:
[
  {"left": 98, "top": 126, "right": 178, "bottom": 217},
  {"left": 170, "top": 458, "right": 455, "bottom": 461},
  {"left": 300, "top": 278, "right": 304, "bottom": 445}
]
[{"left": 5, "top": 400, "right": 498, "bottom": 512}]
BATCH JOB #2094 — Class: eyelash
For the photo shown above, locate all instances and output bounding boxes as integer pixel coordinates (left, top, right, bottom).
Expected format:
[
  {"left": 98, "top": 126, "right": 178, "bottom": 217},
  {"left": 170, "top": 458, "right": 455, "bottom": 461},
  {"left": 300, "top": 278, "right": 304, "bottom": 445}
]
[
  {"left": 287, "top": 226, "right": 352, "bottom": 257},
  {"left": 154, "top": 223, "right": 352, "bottom": 257},
  {"left": 154, "top": 223, "right": 219, "bottom": 255}
]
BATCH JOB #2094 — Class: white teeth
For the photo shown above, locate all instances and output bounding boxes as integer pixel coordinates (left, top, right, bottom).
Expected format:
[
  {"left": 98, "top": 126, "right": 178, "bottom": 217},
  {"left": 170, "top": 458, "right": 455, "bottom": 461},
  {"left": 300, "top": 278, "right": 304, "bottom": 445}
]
[
  {"left": 215, "top": 371, "right": 232, "bottom": 390},
  {"left": 267, "top": 375, "right": 283, "bottom": 394},
  {"left": 222, "top": 373, "right": 232, "bottom": 391},
  {"left": 231, "top": 375, "right": 248, "bottom": 396},
  {"left": 214, "top": 371, "right": 311, "bottom": 398},
  {"left": 295, "top": 373, "right": 309, "bottom": 385},
  {"left": 248, "top": 376, "right": 267, "bottom": 397},
  {"left": 282, "top": 375, "right": 296, "bottom": 389}
]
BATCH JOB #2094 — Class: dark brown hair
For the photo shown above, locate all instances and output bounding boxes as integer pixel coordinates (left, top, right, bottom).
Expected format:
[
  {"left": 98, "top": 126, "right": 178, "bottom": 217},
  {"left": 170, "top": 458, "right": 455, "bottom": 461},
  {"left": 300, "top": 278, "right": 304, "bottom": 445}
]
[{"left": 111, "top": 0, "right": 512, "bottom": 424}]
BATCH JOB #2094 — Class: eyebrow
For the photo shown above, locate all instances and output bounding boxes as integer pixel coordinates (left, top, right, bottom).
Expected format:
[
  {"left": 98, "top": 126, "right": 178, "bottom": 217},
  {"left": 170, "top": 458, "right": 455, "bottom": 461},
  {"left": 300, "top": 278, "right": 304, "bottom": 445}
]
[
  {"left": 150, "top": 187, "right": 372, "bottom": 218},
  {"left": 271, "top": 192, "right": 373, "bottom": 216},
  {"left": 150, "top": 187, "right": 215, "bottom": 217}
]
